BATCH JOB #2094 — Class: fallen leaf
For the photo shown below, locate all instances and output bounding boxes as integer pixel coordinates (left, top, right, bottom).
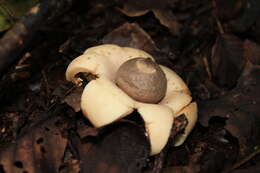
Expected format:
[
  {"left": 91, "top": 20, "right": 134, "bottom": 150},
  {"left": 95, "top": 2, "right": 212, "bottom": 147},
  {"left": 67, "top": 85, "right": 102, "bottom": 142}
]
[
  {"left": 117, "top": 1, "right": 181, "bottom": 35},
  {"left": 153, "top": 10, "right": 181, "bottom": 35},
  {"left": 74, "top": 121, "right": 150, "bottom": 173},
  {"left": 118, "top": 0, "right": 177, "bottom": 16},
  {"left": 0, "top": 116, "right": 68, "bottom": 173},
  {"left": 211, "top": 34, "right": 245, "bottom": 88},
  {"left": 229, "top": 0, "right": 260, "bottom": 33},
  {"left": 244, "top": 40, "right": 260, "bottom": 65},
  {"left": 64, "top": 87, "right": 84, "bottom": 112},
  {"left": 162, "top": 165, "right": 200, "bottom": 173},
  {"left": 77, "top": 120, "right": 99, "bottom": 139},
  {"left": 102, "top": 22, "right": 158, "bottom": 54},
  {"left": 117, "top": 6, "right": 149, "bottom": 17},
  {"left": 199, "top": 64, "right": 260, "bottom": 157},
  {"left": 102, "top": 22, "right": 174, "bottom": 67},
  {"left": 214, "top": 0, "right": 244, "bottom": 21}
]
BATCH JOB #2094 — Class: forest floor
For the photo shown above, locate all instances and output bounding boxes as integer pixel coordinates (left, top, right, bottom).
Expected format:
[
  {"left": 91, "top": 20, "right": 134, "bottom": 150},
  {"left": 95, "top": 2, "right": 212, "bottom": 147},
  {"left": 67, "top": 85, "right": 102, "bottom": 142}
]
[{"left": 0, "top": 0, "right": 260, "bottom": 173}]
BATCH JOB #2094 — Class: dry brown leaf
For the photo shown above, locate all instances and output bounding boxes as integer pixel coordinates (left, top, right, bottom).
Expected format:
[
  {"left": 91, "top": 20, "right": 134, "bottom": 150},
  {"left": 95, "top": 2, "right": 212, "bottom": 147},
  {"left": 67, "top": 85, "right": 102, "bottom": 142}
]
[
  {"left": 144, "top": 164, "right": 200, "bottom": 173},
  {"left": 199, "top": 64, "right": 260, "bottom": 157},
  {"left": 75, "top": 122, "right": 150, "bottom": 173},
  {"left": 77, "top": 120, "right": 99, "bottom": 139},
  {"left": 211, "top": 34, "right": 246, "bottom": 88},
  {"left": 102, "top": 22, "right": 158, "bottom": 55},
  {"left": 0, "top": 116, "right": 68, "bottom": 173},
  {"left": 244, "top": 40, "right": 260, "bottom": 65},
  {"left": 118, "top": 0, "right": 177, "bottom": 16},
  {"left": 152, "top": 10, "right": 181, "bottom": 35},
  {"left": 117, "top": 1, "right": 181, "bottom": 35},
  {"left": 117, "top": 7, "right": 149, "bottom": 17},
  {"left": 228, "top": 0, "right": 260, "bottom": 33},
  {"left": 64, "top": 87, "right": 84, "bottom": 112},
  {"left": 162, "top": 165, "right": 200, "bottom": 173},
  {"left": 102, "top": 22, "right": 174, "bottom": 66},
  {"left": 214, "top": 0, "right": 244, "bottom": 21}
]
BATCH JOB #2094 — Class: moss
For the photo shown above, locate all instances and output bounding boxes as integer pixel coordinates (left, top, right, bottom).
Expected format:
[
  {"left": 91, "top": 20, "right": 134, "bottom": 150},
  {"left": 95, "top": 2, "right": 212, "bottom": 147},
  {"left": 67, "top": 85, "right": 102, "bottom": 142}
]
[
  {"left": 0, "top": 14, "right": 10, "bottom": 31},
  {"left": 0, "top": 0, "right": 38, "bottom": 31}
]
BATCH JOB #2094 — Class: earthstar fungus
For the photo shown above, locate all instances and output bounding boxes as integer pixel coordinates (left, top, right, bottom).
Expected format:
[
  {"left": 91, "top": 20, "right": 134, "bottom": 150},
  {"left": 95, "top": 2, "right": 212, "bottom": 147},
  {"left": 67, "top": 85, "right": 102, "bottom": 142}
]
[{"left": 66, "top": 44, "right": 197, "bottom": 155}]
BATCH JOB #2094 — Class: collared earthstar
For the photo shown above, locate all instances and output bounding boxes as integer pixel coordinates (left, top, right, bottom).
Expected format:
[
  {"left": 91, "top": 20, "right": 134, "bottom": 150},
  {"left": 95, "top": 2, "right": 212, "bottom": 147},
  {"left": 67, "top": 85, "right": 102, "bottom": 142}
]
[{"left": 66, "top": 44, "right": 197, "bottom": 155}]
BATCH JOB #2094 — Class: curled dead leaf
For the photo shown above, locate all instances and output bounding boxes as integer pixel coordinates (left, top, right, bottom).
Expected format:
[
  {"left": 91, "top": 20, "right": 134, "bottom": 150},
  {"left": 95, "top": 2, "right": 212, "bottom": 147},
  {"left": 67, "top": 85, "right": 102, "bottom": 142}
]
[
  {"left": 199, "top": 64, "right": 260, "bottom": 157},
  {"left": 211, "top": 34, "right": 245, "bottom": 88}
]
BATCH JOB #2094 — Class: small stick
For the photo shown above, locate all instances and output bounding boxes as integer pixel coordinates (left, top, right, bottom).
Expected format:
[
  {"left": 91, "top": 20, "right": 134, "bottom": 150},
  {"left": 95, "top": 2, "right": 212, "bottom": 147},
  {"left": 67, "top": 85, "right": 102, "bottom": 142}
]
[
  {"left": 0, "top": 0, "right": 74, "bottom": 78},
  {"left": 223, "top": 148, "right": 260, "bottom": 173},
  {"left": 203, "top": 56, "right": 212, "bottom": 80},
  {"left": 212, "top": 0, "right": 225, "bottom": 34}
]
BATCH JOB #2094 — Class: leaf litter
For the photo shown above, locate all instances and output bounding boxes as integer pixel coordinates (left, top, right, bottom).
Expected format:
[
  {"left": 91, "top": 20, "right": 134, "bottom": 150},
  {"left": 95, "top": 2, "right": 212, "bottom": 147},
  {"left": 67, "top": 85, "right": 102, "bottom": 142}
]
[{"left": 0, "top": 0, "right": 260, "bottom": 173}]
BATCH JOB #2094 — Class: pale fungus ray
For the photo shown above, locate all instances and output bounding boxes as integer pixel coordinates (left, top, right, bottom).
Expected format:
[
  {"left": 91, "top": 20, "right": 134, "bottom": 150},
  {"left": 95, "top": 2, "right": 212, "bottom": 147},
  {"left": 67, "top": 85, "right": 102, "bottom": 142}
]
[{"left": 66, "top": 44, "right": 197, "bottom": 155}]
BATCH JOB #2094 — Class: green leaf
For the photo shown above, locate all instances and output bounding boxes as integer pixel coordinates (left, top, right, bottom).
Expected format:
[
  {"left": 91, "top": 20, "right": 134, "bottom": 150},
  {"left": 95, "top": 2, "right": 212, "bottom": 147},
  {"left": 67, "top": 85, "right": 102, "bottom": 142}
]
[
  {"left": 0, "top": 12, "right": 10, "bottom": 31},
  {"left": 0, "top": 0, "right": 38, "bottom": 31}
]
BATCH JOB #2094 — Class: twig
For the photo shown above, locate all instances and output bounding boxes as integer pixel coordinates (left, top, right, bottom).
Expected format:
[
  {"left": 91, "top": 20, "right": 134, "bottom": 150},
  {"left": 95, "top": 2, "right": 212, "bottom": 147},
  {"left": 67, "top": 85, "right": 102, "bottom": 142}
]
[
  {"left": 212, "top": 0, "right": 225, "bottom": 34},
  {"left": 203, "top": 56, "right": 212, "bottom": 80},
  {"left": 223, "top": 148, "right": 260, "bottom": 173},
  {"left": 215, "top": 16, "right": 225, "bottom": 34},
  {"left": 0, "top": 0, "right": 74, "bottom": 78}
]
